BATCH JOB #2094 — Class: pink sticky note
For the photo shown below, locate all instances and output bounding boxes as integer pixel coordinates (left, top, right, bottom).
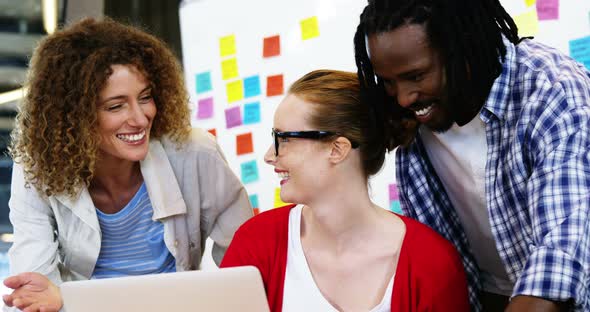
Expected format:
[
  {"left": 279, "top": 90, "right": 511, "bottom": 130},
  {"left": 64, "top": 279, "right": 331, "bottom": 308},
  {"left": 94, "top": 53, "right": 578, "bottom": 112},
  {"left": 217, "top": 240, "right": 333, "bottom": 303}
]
[
  {"left": 225, "top": 106, "right": 242, "bottom": 128},
  {"left": 536, "top": 0, "right": 559, "bottom": 20},
  {"left": 389, "top": 183, "right": 400, "bottom": 201},
  {"left": 197, "top": 97, "right": 214, "bottom": 119}
]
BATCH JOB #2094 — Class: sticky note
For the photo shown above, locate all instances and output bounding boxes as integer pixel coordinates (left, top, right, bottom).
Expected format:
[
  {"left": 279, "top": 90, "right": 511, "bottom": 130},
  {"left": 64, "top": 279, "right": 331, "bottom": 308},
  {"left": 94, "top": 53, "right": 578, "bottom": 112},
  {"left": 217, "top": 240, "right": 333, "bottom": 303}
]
[
  {"left": 240, "top": 160, "right": 259, "bottom": 184},
  {"left": 513, "top": 9, "right": 539, "bottom": 37},
  {"left": 221, "top": 58, "right": 239, "bottom": 80},
  {"left": 236, "top": 132, "right": 254, "bottom": 155},
  {"left": 243, "top": 102, "right": 261, "bottom": 125},
  {"left": 570, "top": 36, "right": 590, "bottom": 70},
  {"left": 300, "top": 16, "right": 320, "bottom": 40},
  {"left": 196, "top": 97, "right": 214, "bottom": 119},
  {"left": 219, "top": 34, "right": 236, "bottom": 57},
  {"left": 388, "top": 183, "right": 400, "bottom": 201},
  {"left": 207, "top": 128, "right": 217, "bottom": 137},
  {"left": 226, "top": 80, "right": 244, "bottom": 103},
  {"left": 249, "top": 194, "right": 259, "bottom": 208},
  {"left": 536, "top": 0, "right": 558, "bottom": 20},
  {"left": 569, "top": 36, "right": 590, "bottom": 60},
  {"left": 274, "top": 188, "right": 290, "bottom": 208},
  {"left": 244, "top": 75, "right": 261, "bottom": 98},
  {"left": 225, "top": 106, "right": 242, "bottom": 128},
  {"left": 524, "top": 0, "right": 536, "bottom": 6},
  {"left": 263, "top": 35, "right": 281, "bottom": 57},
  {"left": 195, "top": 72, "right": 212, "bottom": 94},
  {"left": 253, "top": 208, "right": 260, "bottom": 215},
  {"left": 389, "top": 201, "right": 402, "bottom": 214},
  {"left": 266, "top": 74, "right": 284, "bottom": 97}
]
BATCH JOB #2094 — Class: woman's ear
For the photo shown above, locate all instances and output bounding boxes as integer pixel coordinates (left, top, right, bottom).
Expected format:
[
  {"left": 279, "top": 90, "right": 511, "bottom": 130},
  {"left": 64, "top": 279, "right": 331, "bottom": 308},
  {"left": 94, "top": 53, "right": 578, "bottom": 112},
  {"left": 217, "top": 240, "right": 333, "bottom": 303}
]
[{"left": 329, "top": 137, "right": 352, "bottom": 164}]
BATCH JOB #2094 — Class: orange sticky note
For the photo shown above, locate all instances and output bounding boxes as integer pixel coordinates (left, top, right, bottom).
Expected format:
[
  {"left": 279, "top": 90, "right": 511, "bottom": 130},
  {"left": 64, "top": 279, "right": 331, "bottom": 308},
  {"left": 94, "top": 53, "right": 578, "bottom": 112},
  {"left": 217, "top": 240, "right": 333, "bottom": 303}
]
[
  {"left": 300, "top": 16, "right": 320, "bottom": 40},
  {"left": 219, "top": 34, "right": 236, "bottom": 57},
  {"left": 221, "top": 58, "right": 239, "bottom": 80},
  {"left": 266, "top": 74, "right": 284, "bottom": 97},
  {"left": 236, "top": 132, "right": 254, "bottom": 155},
  {"left": 253, "top": 208, "right": 260, "bottom": 215},
  {"left": 207, "top": 128, "right": 217, "bottom": 137},
  {"left": 263, "top": 35, "right": 281, "bottom": 57}
]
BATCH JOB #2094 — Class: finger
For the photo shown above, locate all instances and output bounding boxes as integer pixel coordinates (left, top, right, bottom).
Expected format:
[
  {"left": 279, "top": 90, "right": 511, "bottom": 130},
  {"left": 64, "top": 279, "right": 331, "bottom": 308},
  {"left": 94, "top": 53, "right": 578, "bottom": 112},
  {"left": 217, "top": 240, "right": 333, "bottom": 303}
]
[
  {"left": 2, "top": 294, "right": 14, "bottom": 307},
  {"left": 23, "top": 303, "right": 44, "bottom": 312},
  {"left": 3, "top": 275, "right": 26, "bottom": 289},
  {"left": 39, "top": 305, "right": 58, "bottom": 312},
  {"left": 13, "top": 296, "right": 35, "bottom": 310}
]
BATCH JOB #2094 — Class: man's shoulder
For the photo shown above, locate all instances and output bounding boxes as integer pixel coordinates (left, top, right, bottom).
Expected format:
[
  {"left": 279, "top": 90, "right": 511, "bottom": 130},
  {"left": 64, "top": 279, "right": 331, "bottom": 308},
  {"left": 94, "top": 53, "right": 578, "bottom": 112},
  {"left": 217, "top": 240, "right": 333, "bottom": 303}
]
[{"left": 514, "top": 40, "right": 589, "bottom": 86}]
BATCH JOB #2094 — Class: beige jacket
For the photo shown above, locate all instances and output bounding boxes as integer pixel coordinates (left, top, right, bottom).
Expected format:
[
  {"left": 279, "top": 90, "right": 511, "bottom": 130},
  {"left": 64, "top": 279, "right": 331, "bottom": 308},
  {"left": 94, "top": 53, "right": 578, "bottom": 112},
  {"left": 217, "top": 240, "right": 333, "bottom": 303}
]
[{"left": 7, "top": 128, "right": 252, "bottom": 284}]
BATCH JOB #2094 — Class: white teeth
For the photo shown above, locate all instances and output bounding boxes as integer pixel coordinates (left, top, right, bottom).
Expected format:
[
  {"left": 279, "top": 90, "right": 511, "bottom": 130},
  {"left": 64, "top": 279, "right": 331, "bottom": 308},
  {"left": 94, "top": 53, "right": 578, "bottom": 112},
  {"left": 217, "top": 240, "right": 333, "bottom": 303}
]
[
  {"left": 415, "top": 105, "right": 434, "bottom": 117},
  {"left": 278, "top": 172, "right": 290, "bottom": 179},
  {"left": 117, "top": 130, "right": 146, "bottom": 143}
]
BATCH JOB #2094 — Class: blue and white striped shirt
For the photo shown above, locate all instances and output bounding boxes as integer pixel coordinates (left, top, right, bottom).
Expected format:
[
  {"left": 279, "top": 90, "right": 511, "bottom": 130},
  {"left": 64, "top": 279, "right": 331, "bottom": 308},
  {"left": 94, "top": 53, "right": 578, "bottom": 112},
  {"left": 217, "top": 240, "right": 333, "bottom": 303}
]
[
  {"left": 92, "top": 182, "right": 176, "bottom": 279},
  {"left": 397, "top": 38, "right": 590, "bottom": 311}
]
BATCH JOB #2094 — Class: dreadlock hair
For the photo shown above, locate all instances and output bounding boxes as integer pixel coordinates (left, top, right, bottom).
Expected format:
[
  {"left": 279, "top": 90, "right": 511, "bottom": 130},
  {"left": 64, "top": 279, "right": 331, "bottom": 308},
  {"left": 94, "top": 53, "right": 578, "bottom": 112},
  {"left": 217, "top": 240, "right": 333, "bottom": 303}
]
[{"left": 354, "top": 0, "right": 519, "bottom": 148}]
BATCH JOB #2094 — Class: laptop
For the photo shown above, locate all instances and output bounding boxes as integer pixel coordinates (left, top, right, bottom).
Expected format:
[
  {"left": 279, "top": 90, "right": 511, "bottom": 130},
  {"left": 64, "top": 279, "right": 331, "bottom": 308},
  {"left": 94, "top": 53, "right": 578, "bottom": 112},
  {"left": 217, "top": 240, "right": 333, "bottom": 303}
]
[{"left": 61, "top": 266, "right": 270, "bottom": 312}]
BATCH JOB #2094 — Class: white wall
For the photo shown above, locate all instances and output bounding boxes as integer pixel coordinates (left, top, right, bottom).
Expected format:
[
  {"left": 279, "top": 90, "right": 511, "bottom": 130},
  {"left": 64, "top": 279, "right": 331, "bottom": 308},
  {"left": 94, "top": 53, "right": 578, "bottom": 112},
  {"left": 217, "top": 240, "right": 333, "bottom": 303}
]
[{"left": 179, "top": 0, "right": 590, "bottom": 269}]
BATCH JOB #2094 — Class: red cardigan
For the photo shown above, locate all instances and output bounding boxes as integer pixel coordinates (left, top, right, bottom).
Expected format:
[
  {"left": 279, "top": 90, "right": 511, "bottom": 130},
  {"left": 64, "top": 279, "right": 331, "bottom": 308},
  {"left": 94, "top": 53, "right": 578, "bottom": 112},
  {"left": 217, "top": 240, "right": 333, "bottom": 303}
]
[{"left": 221, "top": 205, "right": 470, "bottom": 312}]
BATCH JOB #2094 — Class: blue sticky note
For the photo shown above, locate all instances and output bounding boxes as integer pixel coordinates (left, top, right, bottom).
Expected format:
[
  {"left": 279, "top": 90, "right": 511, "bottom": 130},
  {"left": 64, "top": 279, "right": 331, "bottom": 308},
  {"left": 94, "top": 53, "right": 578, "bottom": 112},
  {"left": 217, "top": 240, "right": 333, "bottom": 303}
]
[
  {"left": 389, "top": 201, "right": 402, "bottom": 214},
  {"left": 569, "top": 36, "right": 590, "bottom": 62},
  {"left": 243, "top": 75, "right": 261, "bottom": 98},
  {"left": 196, "top": 72, "right": 212, "bottom": 94},
  {"left": 243, "top": 102, "right": 261, "bottom": 125},
  {"left": 249, "top": 194, "right": 259, "bottom": 208},
  {"left": 240, "top": 160, "right": 259, "bottom": 184}
]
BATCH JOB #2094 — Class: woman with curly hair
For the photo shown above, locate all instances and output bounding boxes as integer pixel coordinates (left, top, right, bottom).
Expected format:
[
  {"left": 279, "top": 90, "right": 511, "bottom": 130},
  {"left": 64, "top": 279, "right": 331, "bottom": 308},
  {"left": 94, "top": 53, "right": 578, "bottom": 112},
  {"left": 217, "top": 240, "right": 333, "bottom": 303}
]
[{"left": 2, "top": 18, "right": 252, "bottom": 312}]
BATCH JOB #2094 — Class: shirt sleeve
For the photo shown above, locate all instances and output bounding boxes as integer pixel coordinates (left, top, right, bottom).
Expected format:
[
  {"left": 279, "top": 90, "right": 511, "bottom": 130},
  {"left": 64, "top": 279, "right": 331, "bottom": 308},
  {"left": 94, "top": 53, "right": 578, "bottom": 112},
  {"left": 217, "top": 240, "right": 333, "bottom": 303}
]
[
  {"left": 197, "top": 139, "right": 253, "bottom": 266},
  {"left": 514, "top": 97, "right": 590, "bottom": 309},
  {"left": 7, "top": 163, "right": 64, "bottom": 285}
]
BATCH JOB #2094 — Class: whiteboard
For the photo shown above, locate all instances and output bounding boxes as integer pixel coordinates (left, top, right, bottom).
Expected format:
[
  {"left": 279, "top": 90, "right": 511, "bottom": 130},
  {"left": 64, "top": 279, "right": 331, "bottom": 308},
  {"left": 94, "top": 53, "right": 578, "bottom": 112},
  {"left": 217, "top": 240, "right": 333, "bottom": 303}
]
[
  {"left": 179, "top": 0, "right": 590, "bottom": 269},
  {"left": 179, "top": 0, "right": 590, "bottom": 214},
  {"left": 179, "top": 0, "right": 396, "bottom": 215}
]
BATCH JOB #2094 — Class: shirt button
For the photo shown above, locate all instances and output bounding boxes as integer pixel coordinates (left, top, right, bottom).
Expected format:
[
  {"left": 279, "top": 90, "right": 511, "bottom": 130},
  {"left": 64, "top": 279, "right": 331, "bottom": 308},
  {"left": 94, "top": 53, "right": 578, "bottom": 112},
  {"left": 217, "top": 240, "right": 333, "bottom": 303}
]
[{"left": 174, "top": 240, "right": 179, "bottom": 247}]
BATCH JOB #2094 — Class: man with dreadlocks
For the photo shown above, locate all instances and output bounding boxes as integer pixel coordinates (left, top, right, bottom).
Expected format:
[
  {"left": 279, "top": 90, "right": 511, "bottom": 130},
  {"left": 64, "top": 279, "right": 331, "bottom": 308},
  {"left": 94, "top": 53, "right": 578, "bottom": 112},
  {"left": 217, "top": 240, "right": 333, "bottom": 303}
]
[{"left": 354, "top": 0, "right": 590, "bottom": 311}]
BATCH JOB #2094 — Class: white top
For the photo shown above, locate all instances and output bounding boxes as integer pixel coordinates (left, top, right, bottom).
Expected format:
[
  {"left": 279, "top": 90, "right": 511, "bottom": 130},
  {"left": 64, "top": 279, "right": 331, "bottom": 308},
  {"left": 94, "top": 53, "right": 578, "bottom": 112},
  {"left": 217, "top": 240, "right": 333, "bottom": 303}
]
[
  {"left": 282, "top": 205, "right": 394, "bottom": 312},
  {"left": 420, "top": 118, "right": 514, "bottom": 295}
]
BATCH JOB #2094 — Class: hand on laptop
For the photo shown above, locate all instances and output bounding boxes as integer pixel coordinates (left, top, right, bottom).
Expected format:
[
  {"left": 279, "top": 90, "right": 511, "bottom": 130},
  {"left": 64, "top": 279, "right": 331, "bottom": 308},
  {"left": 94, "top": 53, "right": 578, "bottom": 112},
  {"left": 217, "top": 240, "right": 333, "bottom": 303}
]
[{"left": 3, "top": 272, "right": 63, "bottom": 312}]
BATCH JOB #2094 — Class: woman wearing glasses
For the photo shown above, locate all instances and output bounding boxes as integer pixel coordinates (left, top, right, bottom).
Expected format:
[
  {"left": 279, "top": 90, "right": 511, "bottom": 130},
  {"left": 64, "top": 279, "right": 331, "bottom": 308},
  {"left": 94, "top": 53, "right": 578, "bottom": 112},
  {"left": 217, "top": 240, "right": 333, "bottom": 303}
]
[{"left": 221, "top": 70, "right": 470, "bottom": 311}]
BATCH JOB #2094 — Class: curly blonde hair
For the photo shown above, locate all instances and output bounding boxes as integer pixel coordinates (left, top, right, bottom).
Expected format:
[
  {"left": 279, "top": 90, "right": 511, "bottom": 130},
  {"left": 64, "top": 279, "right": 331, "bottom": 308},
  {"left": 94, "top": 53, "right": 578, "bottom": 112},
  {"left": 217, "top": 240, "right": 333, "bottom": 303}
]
[{"left": 10, "top": 17, "right": 191, "bottom": 197}]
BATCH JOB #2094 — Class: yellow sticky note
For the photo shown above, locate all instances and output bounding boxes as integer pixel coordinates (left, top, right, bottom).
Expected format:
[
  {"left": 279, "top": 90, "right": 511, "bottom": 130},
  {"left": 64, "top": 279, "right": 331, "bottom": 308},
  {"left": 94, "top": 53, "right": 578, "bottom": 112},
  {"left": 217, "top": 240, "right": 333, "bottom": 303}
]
[
  {"left": 221, "top": 58, "right": 239, "bottom": 80},
  {"left": 274, "top": 188, "right": 290, "bottom": 208},
  {"left": 300, "top": 16, "right": 320, "bottom": 40},
  {"left": 219, "top": 34, "right": 236, "bottom": 57},
  {"left": 513, "top": 9, "right": 539, "bottom": 37},
  {"left": 226, "top": 80, "right": 244, "bottom": 103},
  {"left": 525, "top": 0, "right": 536, "bottom": 7}
]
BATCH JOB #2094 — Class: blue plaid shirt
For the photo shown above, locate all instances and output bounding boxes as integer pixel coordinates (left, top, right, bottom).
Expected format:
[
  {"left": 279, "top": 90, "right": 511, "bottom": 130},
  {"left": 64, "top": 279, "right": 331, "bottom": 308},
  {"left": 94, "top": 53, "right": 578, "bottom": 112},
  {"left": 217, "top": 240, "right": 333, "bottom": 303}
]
[{"left": 396, "top": 38, "right": 590, "bottom": 311}]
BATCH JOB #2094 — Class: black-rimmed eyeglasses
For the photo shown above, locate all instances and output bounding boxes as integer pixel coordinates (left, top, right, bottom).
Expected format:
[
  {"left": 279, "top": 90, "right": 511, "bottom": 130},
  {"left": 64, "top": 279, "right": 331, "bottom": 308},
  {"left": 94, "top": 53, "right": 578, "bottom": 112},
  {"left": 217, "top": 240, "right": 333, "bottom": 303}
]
[{"left": 271, "top": 128, "right": 359, "bottom": 156}]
